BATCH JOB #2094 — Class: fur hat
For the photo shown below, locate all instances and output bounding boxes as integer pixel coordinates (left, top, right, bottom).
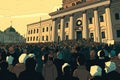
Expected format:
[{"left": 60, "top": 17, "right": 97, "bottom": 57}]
[
  {"left": 118, "top": 53, "right": 120, "bottom": 59},
  {"left": 62, "top": 63, "right": 70, "bottom": 73},
  {"left": 105, "top": 61, "right": 116, "bottom": 73},
  {"left": 97, "top": 50, "right": 105, "bottom": 59},
  {"left": 90, "top": 65, "right": 102, "bottom": 77},
  {"left": 28, "top": 53, "right": 35, "bottom": 58},
  {"left": 19, "top": 53, "right": 29, "bottom": 63},
  {"left": 6, "top": 55, "right": 14, "bottom": 65}
]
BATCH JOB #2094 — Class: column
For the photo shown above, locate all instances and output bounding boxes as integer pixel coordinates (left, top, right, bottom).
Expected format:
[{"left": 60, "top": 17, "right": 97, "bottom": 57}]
[
  {"left": 105, "top": 5, "right": 113, "bottom": 40},
  {"left": 94, "top": 8, "right": 101, "bottom": 42},
  {"left": 52, "top": 19, "right": 56, "bottom": 42},
  {"left": 69, "top": 14, "right": 74, "bottom": 40},
  {"left": 60, "top": 16, "right": 64, "bottom": 41},
  {"left": 82, "top": 11, "right": 88, "bottom": 39}
]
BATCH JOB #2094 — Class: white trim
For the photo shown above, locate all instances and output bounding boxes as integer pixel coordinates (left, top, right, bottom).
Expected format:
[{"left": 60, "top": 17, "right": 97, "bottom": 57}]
[{"left": 51, "top": 1, "right": 110, "bottom": 19}]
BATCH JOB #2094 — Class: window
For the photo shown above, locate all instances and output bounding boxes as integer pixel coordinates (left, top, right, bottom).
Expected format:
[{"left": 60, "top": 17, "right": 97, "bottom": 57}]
[
  {"left": 46, "top": 27, "right": 48, "bottom": 32},
  {"left": 30, "top": 37, "right": 32, "bottom": 41},
  {"left": 37, "top": 29, "right": 39, "bottom": 33},
  {"left": 31, "top": 30, "right": 33, "bottom": 34},
  {"left": 100, "top": 16, "right": 104, "bottom": 22},
  {"left": 89, "top": 18, "right": 92, "bottom": 24},
  {"left": 34, "top": 29, "right": 36, "bottom": 33},
  {"left": 101, "top": 32, "right": 105, "bottom": 38},
  {"left": 43, "top": 28, "right": 45, "bottom": 32},
  {"left": 42, "top": 36, "right": 44, "bottom": 41},
  {"left": 36, "top": 36, "right": 38, "bottom": 41},
  {"left": 115, "top": 13, "right": 120, "bottom": 20},
  {"left": 116, "top": 30, "right": 120, "bottom": 38},
  {"left": 58, "top": 36, "right": 60, "bottom": 42},
  {"left": 66, "top": 22, "right": 69, "bottom": 28},
  {"left": 66, "top": 35, "right": 69, "bottom": 40},
  {"left": 51, "top": 27, "right": 52, "bottom": 31},
  {"left": 27, "top": 37, "right": 29, "bottom": 41},
  {"left": 46, "top": 36, "right": 48, "bottom": 41},
  {"left": 33, "top": 36, "right": 35, "bottom": 41},
  {"left": 72, "top": 3, "right": 75, "bottom": 6},
  {"left": 90, "top": 33, "right": 94, "bottom": 41},
  {"left": 28, "top": 31, "right": 30, "bottom": 34},
  {"left": 58, "top": 24, "right": 60, "bottom": 29}
]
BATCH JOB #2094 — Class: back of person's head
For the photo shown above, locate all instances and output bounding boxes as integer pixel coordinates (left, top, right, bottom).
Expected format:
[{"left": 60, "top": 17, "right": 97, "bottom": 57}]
[
  {"left": 110, "top": 50, "right": 116, "bottom": 57},
  {"left": 97, "top": 50, "right": 105, "bottom": 59},
  {"left": 25, "top": 58, "right": 36, "bottom": 70},
  {"left": 57, "top": 52, "right": 63, "bottom": 59},
  {"left": 105, "top": 61, "right": 116, "bottom": 73},
  {"left": 19, "top": 53, "right": 29, "bottom": 64},
  {"left": 118, "top": 53, "right": 120, "bottom": 59},
  {"left": 6, "top": 55, "right": 14, "bottom": 65},
  {"left": 0, "top": 61, "right": 8, "bottom": 70},
  {"left": 28, "top": 53, "right": 35, "bottom": 58},
  {"left": 62, "top": 63, "right": 71, "bottom": 75},
  {"left": 77, "top": 54, "right": 86, "bottom": 66},
  {"left": 90, "top": 65, "right": 102, "bottom": 77}
]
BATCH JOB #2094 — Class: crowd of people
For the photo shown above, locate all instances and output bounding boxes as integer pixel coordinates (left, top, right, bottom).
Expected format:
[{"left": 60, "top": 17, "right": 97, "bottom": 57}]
[{"left": 0, "top": 39, "right": 120, "bottom": 80}]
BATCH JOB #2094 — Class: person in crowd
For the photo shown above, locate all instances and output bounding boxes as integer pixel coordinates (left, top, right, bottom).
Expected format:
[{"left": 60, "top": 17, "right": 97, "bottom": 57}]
[
  {"left": 0, "top": 61, "right": 17, "bottom": 80},
  {"left": 97, "top": 50, "right": 110, "bottom": 76},
  {"left": 18, "top": 58, "right": 44, "bottom": 80},
  {"left": 56, "top": 63, "right": 79, "bottom": 80},
  {"left": 86, "top": 49, "right": 98, "bottom": 71},
  {"left": 42, "top": 53, "right": 57, "bottom": 80},
  {"left": 90, "top": 65, "right": 104, "bottom": 80},
  {"left": 73, "top": 54, "right": 91, "bottom": 80},
  {"left": 12, "top": 53, "right": 28, "bottom": 77},
  {"left": 7, "top": 46, "right": 19, "bottom": 66},
  {"left": 54, "top": 50, "right": 65, "bottom": 76},
  {"left": 105, "top": 61, "right": 120, "bottom": 80},
  {"left": 6, "top": 55, "right": 14, "bottom": 72}
]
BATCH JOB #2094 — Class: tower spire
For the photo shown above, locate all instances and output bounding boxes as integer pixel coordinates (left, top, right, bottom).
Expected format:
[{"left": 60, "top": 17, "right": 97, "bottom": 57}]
[{"left": 10, "top": 20, "right": 12, "bottom": 27}]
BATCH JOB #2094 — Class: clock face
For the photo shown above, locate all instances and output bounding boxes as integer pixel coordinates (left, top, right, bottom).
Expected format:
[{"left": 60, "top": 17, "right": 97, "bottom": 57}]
[{"left": 76, "top": 20, "right": 82, "bottom": 26}]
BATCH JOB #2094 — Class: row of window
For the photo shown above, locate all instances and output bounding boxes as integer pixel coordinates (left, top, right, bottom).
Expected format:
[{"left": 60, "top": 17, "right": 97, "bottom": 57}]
[
  {"left": 90, "top": 30, "right": 120, "bottom": 40},
  {"left": 89, "top": 13, "right": 120, "bottom": 24},
  {"left": 28, "top": 29, "right": 39, "bottom": 34},
  {"left": 27, "top": 36, "right": 49, "bottom": 41},
  {"left": 42, "top": 27, "right": 52, "bottom": 32},
  {"left": 58, "top": 22, "right": 69, "bottom": 29}
]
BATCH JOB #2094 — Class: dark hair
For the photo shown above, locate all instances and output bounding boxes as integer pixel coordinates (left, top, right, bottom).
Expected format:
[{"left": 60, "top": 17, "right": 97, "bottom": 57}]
[
  {"left": 100, "top": 50, "right": 105, "bottom": 57},
  {"left": 78, "top": 54, "right": 86, "bottom": 65},
  {"left": 25, "top": 58, "right": 36, "bottom": 70}
]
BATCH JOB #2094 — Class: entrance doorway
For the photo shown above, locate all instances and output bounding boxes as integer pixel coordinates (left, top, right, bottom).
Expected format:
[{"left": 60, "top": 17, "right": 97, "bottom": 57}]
[{"left": 76, "top": 31, "right": 82, "bottom": 40}]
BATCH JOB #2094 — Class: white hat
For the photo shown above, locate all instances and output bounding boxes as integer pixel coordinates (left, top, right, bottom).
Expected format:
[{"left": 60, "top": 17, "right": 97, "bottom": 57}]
[
  {"left": 6, "top": 55, "right": 14, "bottom": 65},
  {"left": 118, "top": 53, "right": 120, "bottom": 59},
  {"left": 97, "top": 50, "right": 105, "bottom": 59},
  {"left": 90, "top": 65, "right": 102, "bottom": 77},
  {"left": 19, "top": 53, "right": 29, "bottom": 63},
  {"left": 105, "top": 61, "right": 116, "bottom": 73},
  {"left": 62, "top": 63, "right": 70, "bottom": 73},
  {"left": 28, "top": 53, "right": 35, "bottom": 58}
]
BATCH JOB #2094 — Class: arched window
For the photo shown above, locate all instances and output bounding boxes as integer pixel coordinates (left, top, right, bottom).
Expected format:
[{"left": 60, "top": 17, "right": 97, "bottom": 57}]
[
  {"left": 37, "top": 29, "right": 39, "bottom": 33},
  {"left": 34, "top": 29, "right": 36, "bottom": 33},
  {"left": 72, "top": 3, "right": 75, "bottom": 6}
]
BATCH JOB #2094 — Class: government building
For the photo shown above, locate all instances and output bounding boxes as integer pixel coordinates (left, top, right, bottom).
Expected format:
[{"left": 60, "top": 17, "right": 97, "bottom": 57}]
[
  {"left": 0, "top": 26, "right": 25, "bottom": 44},
  {"left": 26, "top": 0, "right": 120, "bottom": 44}
]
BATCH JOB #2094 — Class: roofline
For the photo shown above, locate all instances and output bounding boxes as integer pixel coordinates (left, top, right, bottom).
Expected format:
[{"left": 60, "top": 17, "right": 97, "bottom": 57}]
[
  {"left": 49, "top": 0, "right": 109, "bottom": 16},
  {"left": 27, "top": 18, "right": 52, "bottom": 26}
]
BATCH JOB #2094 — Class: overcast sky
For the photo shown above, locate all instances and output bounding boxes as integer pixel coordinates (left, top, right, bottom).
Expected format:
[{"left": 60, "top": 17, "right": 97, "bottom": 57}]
[{"left": 0, "top": 0, "right": 62, "bottom": 36}]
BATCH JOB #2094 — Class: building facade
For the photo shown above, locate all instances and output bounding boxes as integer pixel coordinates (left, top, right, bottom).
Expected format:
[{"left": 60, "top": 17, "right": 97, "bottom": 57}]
[
  {"left": 26, "top": 19, "right": 52, "bottom": 43},
  {"left": 0, "top": 26, "right": 25, "bottom": 44},
  {"left": 27, "top": 0, "right": 120, "bottom": 44}
]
